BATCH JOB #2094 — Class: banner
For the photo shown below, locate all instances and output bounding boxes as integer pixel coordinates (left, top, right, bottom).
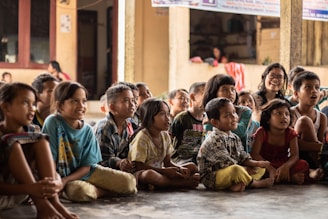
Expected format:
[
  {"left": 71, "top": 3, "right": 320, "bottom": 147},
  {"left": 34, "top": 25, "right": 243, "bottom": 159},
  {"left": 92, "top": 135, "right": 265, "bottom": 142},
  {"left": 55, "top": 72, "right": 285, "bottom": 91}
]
[{"left": 152, "top": 0, "right": 328, "bottom": 22}]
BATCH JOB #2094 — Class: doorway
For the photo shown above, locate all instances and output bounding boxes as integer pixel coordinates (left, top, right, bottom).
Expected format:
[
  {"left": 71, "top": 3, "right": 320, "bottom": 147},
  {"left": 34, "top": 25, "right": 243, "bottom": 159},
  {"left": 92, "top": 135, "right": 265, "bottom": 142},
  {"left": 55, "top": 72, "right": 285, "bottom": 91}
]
[{"left": 77, "top": 10, "right": 97, "bottom": 99}]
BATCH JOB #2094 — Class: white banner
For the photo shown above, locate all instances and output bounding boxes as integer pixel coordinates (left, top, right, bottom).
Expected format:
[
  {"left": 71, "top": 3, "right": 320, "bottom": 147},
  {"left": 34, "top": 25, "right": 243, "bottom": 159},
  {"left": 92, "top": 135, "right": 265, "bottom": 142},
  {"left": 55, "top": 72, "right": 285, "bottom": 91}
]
[{"left": 152, "top": 0, "right": 328, "bottom": 22}]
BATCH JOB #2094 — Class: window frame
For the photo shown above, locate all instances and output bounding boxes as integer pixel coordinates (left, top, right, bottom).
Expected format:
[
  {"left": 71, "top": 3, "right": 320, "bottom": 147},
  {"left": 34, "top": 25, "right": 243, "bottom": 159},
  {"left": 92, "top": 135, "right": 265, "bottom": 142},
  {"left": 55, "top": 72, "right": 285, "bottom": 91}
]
[{"left": 0, "top": 0, "right": 56, "bottom": 69}]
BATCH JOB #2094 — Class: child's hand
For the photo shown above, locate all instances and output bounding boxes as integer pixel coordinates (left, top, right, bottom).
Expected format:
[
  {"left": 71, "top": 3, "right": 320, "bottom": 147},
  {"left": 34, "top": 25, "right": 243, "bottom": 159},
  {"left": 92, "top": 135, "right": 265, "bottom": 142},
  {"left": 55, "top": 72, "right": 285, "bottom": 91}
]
[
  {"left": 177, "top": 167, "right": 190, "bottom": 178},
  {"left": 119, "top": 159, "right": 134, "bottom": 173},
  {"left": 29, "top": 178, "right": 61, "bottom": 199},
  {"left": 276, "top": 165, "right": 290, "bottom": 183},
  {"left": 257, "top": 160, "right": 271, "bottom": 168},
  {"left": 163, "top": 167, "right": 185, "bottom": 179}
]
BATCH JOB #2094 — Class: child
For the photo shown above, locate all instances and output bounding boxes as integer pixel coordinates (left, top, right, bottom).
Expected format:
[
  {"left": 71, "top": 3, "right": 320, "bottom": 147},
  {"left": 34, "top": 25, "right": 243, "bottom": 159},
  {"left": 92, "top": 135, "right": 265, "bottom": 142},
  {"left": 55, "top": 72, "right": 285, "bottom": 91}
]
[
  {"left": 167, "top": 88, "right": 189, "bottom": 122},
  {"left": 0, "top": 82, "right": 77, "bottom": 218},
  {"left": 251, "top": 99, "right": 310, "bottom": 185},
  {"left": 94, "top": 84, "right": 136, "bottom": 172},
  {"left": 128, "top": 98, "right": 199, "bottom": 190},
  {"left": 136, "top": 82, "right": 152, "bottom": 106},
  {"left": 290, "top": 71, "right": 327, "bottom": 179},
  {"left": 202, "top": 74, "right": 251, "bottom": 148},
  {"left": 253, "top": 62, "right": 289, "bottom": 107},
  {"left": 237, "top": 90, "right": 260, "bottom": 152},
  {"left": 31, "top": 73, "right": 59, "bottom": 129},
  {"left": 287, "top": 66, "right": 328, "bottom": 109},
  {"left": 42, "top": 81, "right": 137, "bottom": 202},
  {"left": 134, "top": 82, "right": 153, "bottom": 130},
  {"left": 116, "top": 81, "right": 140, "bottom": 131},
  {"left": 287, "top": 66, "right": 306, "bottom": 106},
  {"left": 1, "top": 72, "right": 12, "bottom": 83},
  {"left": 170, "top": 82, "right": 206, "bottom": 164},
  {"left": 197, "top": 97, "right": 274, "bottom": 192}
]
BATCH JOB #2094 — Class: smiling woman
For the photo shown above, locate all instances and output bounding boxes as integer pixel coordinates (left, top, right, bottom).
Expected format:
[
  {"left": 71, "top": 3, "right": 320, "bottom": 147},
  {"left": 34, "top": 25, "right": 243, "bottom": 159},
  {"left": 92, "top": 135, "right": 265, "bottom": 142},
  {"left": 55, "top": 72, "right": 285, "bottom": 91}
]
[{"left": 253, "top": 62, "right": 289, "bottom": 108}]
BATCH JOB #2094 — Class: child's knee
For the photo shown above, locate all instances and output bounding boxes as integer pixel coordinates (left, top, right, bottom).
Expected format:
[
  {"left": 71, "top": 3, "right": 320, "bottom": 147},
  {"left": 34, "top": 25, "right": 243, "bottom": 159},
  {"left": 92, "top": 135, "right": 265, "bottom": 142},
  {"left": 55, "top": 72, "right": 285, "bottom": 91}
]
[{"left": 64, "top": 180, "right": 97, "bottom": 202}]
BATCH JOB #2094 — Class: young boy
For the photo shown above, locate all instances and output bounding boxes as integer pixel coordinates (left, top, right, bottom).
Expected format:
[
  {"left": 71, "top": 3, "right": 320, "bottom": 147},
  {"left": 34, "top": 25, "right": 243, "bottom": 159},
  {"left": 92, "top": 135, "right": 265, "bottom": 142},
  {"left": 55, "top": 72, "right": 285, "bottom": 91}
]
[
  {"left": 31, "top": 73, "right": 59, "bottom": 129},
  {"left": 170, "top": 82, "right": 206, "bottom": 165},
  {"left": 94, "top": 84, "right": 136, "bottom": 173},
  {"left": 167, "top": 88, "right": 189, "bottom": 122},
  {"left": 197, "top": 97, "right": 274, "bottom": 192},
  {"left": 291, "top": 71, "right": 327, "bottom": 179}
]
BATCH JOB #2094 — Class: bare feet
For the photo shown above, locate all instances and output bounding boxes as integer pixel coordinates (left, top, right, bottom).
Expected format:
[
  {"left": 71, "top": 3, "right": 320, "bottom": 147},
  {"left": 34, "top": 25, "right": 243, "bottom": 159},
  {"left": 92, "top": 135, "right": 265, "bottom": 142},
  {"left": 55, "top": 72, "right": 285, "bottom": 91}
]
[
  {"left": 309, "top": 168, "right": 324, "bottom": 181},
  {"left": 33, "top": 197, "right": 64, "bottom": 219},
  {"left": 250, "top": 178, "right": 274, "bottom": 188},
  {"left": 229, "top": 183, "right": 246, "bottom": 192},
  {"left": 291, "top": 173, "right": 305, "bottom": 185},
  {"left": 50, "top": 197, "right": 79, "bottom": 219}
]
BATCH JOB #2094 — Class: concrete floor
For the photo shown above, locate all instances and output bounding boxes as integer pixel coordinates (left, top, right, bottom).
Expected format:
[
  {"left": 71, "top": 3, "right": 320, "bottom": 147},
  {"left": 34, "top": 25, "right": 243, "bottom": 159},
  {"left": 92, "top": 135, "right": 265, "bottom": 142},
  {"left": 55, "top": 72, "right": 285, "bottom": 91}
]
[{"left": 1, "top": 183, "right": 328, "bottom": 219}]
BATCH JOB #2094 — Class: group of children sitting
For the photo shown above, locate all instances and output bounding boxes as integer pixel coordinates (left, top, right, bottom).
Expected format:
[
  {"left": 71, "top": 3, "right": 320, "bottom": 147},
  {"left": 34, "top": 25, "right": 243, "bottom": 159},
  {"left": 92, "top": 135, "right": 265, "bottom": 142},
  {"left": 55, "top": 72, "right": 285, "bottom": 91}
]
[{"left": 1, "top": 62, "right": 328, "bottom": 218}]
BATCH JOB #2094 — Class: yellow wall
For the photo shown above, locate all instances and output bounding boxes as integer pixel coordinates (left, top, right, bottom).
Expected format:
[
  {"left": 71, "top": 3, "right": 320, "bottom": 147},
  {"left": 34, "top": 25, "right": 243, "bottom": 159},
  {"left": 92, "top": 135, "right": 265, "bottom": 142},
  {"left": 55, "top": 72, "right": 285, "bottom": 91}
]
[
  {"left": 0, "top": 0, "right": 77, "bottom": 84},
  {"left": 56, "top": 0, "right": 77, "bottom": 81},
  {"left": 134, "top": 0, "right": 169, "bottom": 97}
]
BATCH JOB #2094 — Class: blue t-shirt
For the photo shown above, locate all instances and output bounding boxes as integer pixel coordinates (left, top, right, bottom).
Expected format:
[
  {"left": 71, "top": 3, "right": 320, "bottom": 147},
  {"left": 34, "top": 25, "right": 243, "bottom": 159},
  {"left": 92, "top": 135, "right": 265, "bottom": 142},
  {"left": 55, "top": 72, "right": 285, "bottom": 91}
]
[{"left": 42, "top": 114, "right": 102, "bottom": 180}]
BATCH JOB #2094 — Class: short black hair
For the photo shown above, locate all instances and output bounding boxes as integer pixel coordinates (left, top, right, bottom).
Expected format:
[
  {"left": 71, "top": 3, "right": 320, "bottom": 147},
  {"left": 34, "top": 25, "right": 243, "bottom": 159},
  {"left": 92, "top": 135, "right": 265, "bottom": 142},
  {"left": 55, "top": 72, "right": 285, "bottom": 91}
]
[
  {"left": 205, "top": 97, "right": 231, "bottom": 120},
  {"left": 292, "top": 71, "right": 320, "bottom": 92},
  {"left": 31, "top": 73, "right": 59, "bottom": 93}
]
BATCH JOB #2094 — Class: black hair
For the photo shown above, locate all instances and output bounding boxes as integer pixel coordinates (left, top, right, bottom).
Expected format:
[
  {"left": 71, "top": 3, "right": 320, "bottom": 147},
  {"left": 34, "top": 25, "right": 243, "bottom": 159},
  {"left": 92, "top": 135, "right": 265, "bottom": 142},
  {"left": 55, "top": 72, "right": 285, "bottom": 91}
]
[
  {"left": 139, "top": 98, "right": 169, "bottom": 129},
  {"left": 168, "top": 88, "right": 188, "bottom": 99},
  {"left": 106, "top": 84, "right": 132, "bottom": 104},
  {"left": 257, "top": 62, "right": 288, "bottom": 95},
  {"left": 51, "top": 81, "right": 88, "bottom": 113},
  {"left": 189, "top": 82, "right": 206, "bottom": 94},
  {"left": 288, "top": 66, "right": 305, "bottom": 85},
  {"left": 292, "top": 71, "right": 320, "bottom": 92},
  {"left": 260, "top": 99, "right": 292, "bottom": 131},
  {"left": 205, "top": 97, "right": 231, "bottom": 120},
  {"left": 31, "top": 73, "right": 59, "bottom": 93},
  {"left": 203, "top": 74, "right": 235, "bottom": 108},
  {"left": 49, "top": 60, "right": 62, "bottom": 72},
  {"left": 0, "top": 82, "right": 37, "bottom": 121}
]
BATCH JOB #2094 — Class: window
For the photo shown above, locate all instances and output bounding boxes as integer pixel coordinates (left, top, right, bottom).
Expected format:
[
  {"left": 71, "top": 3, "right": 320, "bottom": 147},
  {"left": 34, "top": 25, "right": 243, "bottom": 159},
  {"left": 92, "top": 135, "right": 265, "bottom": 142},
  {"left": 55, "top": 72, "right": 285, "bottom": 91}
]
[{"left": 0, "top": 0, "right": 55, "bottom": 69}]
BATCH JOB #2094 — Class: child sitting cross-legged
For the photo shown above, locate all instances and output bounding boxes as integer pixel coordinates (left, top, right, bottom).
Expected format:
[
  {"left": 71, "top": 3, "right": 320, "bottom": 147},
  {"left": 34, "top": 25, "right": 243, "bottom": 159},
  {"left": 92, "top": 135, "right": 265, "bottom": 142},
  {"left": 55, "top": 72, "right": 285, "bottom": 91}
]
[
  {"left": 197, "top": 97, "right": 274, "bottom": 192},
  {"left": 251, "top": 99, "right": 310, "bottom": 185},
  {"left": 128, "top": 98, "right": 200, "bottom": 190}
]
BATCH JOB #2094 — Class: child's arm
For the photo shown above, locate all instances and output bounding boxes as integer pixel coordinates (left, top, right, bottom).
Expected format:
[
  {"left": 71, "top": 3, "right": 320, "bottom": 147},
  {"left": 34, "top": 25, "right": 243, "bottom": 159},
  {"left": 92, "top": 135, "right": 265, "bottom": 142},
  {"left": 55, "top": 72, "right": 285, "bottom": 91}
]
[
  {"left": 276, "top": 137, "right": 299, "bottom": 183},
  {"left": 232, "top": 106, "right": 252, "bottom": 139},
  {"left": 60, "top": 166, "right": 91, "bottom": 189},
  {"left": 250, "top": 129, "right": 265, "bottom": 161}
]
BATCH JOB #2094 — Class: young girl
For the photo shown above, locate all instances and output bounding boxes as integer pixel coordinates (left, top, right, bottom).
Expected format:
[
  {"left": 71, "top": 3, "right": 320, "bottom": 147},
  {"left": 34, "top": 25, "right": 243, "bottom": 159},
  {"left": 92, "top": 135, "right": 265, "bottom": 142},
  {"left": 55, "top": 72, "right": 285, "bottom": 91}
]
[
  {"left": 42, "top": 81, "right": 137, "bottom": 202},
  {"left": 0, "top": 82, "right": 77, "bottom": 218},
  {"left": 128, "top": 98, "right": 199, "bottom": 190},
  {"left": 202, "top": 74, "right": 251, "bottom": 148},
  {"left": 251, "top": 99, "right": 310, "bottom": 185},
  {"left": 237, "top": 90, "right": 260, "bottom": 152}
]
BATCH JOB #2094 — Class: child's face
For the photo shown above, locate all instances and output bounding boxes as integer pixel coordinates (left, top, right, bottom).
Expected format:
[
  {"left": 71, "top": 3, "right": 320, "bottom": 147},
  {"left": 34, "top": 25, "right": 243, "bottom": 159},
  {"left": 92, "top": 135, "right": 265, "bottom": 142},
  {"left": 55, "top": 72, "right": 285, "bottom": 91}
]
[
  {"left": 152, "top": 103, "right": 170, "bottom": 131},
  {"left": 269, "top": 106, "right": 290, "bottom": 130},
  {"left": 295, "top": 79, "right": 320, "bottom": 106},
  {"left": 38, "top": 80, "right": 58, "bottom": 109},
  {"left": 265, "top": 68, "right": 284, "bottom": 93},
  {"left": 211, "top": 102, "right": 238, "bottom": 133},
  {"left": 60, "top": 88, "right": 87, "bottom": 121},
  {"left": 216, "top": 85, "right": 236, "bottom": 103},
  {"left": 138, "top": 85, "right": 152, "bottom": 105},
  {"left": 5, "top": 89, "right": 36, "bottom": 126},
  {"left": 110, "top": 90, "right": 136, "bottom": 119},
  {"left": 169, "top": 91, "right": 189, "bottom": 114},
  {"left": 238, "top": 93, "right": 255, "bottom": 110},
  {"left": 191, "top": 87, "right": 205, "bottom": 110}
]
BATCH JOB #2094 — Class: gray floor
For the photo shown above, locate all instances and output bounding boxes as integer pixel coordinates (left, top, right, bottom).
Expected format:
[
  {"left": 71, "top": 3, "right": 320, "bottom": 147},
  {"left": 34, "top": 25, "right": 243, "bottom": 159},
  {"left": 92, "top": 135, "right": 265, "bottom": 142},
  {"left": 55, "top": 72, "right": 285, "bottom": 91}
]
[{"left": 1, "top": 183, "right": 328, "bottom": 219}]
